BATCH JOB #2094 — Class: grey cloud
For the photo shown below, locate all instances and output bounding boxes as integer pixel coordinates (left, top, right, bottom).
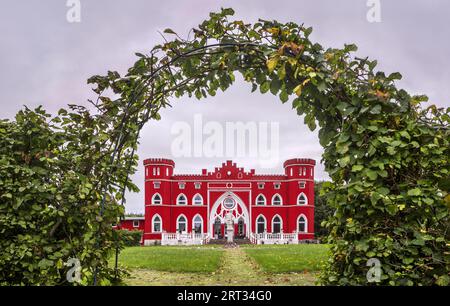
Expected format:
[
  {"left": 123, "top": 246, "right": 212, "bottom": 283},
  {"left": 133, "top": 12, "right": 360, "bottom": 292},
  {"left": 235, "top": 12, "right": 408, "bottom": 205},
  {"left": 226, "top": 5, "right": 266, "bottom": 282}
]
[{"left": 1, "top": 0, "right": 449, "bottom": 213}]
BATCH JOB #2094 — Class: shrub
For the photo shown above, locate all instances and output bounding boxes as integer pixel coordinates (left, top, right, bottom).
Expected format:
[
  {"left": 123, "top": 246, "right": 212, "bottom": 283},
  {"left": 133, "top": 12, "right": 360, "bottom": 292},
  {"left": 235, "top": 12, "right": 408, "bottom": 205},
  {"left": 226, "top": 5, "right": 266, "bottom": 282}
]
[{"left": 117, "top": 230, "right": 143, "bottom": 247}]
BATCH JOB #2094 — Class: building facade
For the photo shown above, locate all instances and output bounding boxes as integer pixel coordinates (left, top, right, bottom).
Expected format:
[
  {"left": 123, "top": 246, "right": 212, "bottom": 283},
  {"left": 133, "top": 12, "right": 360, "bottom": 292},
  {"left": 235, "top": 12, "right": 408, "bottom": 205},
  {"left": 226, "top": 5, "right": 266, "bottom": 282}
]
[
  {"left": 113, "top": 216, "right": 145, "bottom": 231},
  {"left": 142, "top": 158, "right": 315, "bottom": 245}
]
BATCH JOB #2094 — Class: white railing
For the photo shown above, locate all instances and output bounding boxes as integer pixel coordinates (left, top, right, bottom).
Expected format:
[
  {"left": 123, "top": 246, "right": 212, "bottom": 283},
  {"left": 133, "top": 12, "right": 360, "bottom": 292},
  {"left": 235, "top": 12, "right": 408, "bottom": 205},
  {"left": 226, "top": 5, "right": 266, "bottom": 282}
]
[
  {"left": 249, "top": 233, "right": 258, "bottom": 244},
  {"left": 161, "top": 232, "right": 209, "bottom": 246},
  {"left": 250, "top": 232, "right": 298, "bottom": 245}
]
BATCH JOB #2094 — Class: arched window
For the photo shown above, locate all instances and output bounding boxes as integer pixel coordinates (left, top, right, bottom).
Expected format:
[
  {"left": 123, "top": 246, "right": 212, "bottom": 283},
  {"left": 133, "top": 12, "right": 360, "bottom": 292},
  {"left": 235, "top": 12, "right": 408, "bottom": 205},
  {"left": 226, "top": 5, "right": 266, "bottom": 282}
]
[
  {"left": 177, "top": 194, "right": 187, "bottom": 205},
  {"left": 177, "top": 215, "right": 187, "bottom": 233},
  {"left": 297, "top": 193, "right": 308, "bottom": 205},
  {"left": 193, "top": 194, "right": 203, "bottom": 205},
  {"left": 272, "top": 215, "right": 282, "bottom": 233},
  {"left": 193, "top": 215, "right": 203, "bottom": 233},
  {"left": 152, "top": 214, "right": 162, "bottom": 232},
  {"left": 256, "top": 215, "right": 266, "bottom": 234},
  {"left": 152, "top": 193, "right": 162, "bottom": 205},
  {"left": 298, "top": 215, "right": 307, "bottom": 233},
  {"left": 256, "top": 194, "right": 266, "bottom": 206},
  {"left": 272, "top": 194, "right": 282, "bottom": 206}
]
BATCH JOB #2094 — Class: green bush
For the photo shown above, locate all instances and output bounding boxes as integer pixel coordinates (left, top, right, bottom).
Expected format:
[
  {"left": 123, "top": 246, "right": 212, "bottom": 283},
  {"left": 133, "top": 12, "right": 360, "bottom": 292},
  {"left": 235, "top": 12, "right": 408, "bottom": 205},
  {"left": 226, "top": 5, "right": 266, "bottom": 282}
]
[
  {"left": 0, "top": 107, "right": 133, "bottom": 285},
  {"left": 117, "top": 230, "right": 143, "bottom": 247}
]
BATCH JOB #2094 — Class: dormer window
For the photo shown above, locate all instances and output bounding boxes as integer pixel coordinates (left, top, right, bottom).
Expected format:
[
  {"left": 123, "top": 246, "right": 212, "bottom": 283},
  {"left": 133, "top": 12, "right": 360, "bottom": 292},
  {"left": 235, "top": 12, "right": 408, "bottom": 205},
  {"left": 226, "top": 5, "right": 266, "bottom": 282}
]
[
  {"left": 179, "top": 182, "right": 185, "bottom": 189},
  {"left": 154, "top": 182, "right": 161, "bottom": 189},
  {"left": 299, "top": 181, "right": 306, "bottom": 189}
]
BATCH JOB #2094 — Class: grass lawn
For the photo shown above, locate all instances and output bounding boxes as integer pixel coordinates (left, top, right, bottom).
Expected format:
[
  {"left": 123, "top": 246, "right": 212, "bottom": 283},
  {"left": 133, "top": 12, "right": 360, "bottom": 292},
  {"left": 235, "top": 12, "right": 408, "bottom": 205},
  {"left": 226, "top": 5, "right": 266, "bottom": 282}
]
[
  {"left": 115, "top": 246, "right": 223, "bottom": 273},
  {"left": 242, "top": 244, "right": 329, "bottom": 273},
  {"left": 114, "top": 244, "right": 329, "bottom": 285}
]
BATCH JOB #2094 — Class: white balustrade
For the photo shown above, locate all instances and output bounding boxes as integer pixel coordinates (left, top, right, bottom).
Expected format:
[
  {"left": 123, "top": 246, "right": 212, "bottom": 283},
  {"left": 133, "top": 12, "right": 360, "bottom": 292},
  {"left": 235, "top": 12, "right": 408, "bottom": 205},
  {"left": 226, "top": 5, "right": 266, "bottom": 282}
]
[
  {"left": 161, "top": 232, "right": 209, "bottom": 246},
  {"left": 251, "top": 232, "right": 298, "bottom": 245},
  {"left": 160, "top": 231, "right": 299, "bottom": 245}
]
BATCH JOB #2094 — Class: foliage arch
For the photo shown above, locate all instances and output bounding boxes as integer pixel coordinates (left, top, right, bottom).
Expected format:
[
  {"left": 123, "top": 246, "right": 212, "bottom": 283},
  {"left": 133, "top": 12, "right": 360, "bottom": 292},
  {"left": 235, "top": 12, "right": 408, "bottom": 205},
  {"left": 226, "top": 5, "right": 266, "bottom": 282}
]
[{"left": 1, "top": 8, "right": 448, "bottom": 285}]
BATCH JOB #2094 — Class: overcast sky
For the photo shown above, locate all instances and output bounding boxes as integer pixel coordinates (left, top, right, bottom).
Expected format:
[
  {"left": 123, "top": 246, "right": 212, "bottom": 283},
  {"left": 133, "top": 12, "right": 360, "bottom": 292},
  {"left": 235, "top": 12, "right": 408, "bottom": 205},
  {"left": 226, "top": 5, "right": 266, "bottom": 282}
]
[{"left": 1, "top": 0, "right": 449, "bottom": 213}]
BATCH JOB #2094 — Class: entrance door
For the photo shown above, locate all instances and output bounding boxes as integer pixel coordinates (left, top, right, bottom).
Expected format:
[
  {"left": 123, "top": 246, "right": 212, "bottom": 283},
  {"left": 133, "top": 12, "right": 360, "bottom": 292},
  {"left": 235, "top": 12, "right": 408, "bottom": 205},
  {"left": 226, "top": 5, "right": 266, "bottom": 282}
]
[
  {"left": 214, "top": 218, "right": 222, "bottom": 239},
  {"left": 237, "top": 218, "right": 245, "bottom": 238}
]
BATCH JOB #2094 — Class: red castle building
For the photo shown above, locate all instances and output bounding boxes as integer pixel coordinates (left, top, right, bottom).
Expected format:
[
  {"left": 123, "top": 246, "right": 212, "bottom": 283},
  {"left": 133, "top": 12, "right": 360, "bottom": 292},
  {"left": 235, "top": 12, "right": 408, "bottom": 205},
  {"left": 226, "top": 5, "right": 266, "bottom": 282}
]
[{"left": 142, "top": 158, "right": 315, "bottom": 245}]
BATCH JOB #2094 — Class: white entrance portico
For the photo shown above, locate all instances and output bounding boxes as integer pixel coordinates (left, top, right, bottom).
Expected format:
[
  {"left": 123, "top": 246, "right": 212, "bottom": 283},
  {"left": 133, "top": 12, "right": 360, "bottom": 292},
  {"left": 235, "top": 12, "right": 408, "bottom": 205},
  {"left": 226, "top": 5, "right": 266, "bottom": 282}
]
[{"left": 209, "top": 192, "right": 250, "bottom": 239}]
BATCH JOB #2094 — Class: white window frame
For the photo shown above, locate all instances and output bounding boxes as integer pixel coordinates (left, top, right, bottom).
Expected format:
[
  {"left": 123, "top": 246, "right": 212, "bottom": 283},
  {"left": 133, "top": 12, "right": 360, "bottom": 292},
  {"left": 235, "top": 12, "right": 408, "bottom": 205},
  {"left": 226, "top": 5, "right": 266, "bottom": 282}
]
[
  {"left": 192, "top": 193, "right": 203, "bottom": 205},
  {"left": 176, "top": 193, "right": 188, "bottom": 205},
  {"left": 297, "top": 192, "right": 308, "bottom": 205},
  {"left": 133, "top": 220, "right": 139, "bottom": 228},
  {"left": 194, "top": 182, "right": 201, "bottom": 189},
  {"left": 271, "top": 194, "right": 282, "bottom": 205},
  {"left": 152, "top": 214, "right": 162, "bottom": 233},
  {"left": 273, "top": 182, "right": 281, "bottom": 189},
  {"left": 151, "top": 193, "right": 162, "bottom": 205},
  {"left": 257, "top": 182, "right": 264, "bottom": 189},
  {"left": 192, "top": 214, "right": 203, "bottom": 234},
  {"left": 256, "top": 215, "right": 267, "bottom": 234},
  {"left": 179, "top": 182, "right": 186, "bottom": 189},
  {"left": 177, "top": 214, "right": 187, "bottom": 233},
  {"left": 153, "top": 181, "right": 161, "bottom": 189},
  {"left": 256, "top": 194, "right": 266, "bottom": 206},
  {"left": 297, "top": 214, "right": 308, "bottom": 233},
  {"left": 271, "top": 215, "right": 283, "bottom": 233},
  {"left": 299, "top": 181, "right": 306, "bottom": 189}
]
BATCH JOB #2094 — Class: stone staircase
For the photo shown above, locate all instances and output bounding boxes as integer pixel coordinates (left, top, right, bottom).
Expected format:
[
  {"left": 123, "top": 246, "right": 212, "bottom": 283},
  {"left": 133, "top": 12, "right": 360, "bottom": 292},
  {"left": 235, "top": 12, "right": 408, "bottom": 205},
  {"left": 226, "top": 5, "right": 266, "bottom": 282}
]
[{"left": 208, "top": 238, "right": 252, "bottom": 245}]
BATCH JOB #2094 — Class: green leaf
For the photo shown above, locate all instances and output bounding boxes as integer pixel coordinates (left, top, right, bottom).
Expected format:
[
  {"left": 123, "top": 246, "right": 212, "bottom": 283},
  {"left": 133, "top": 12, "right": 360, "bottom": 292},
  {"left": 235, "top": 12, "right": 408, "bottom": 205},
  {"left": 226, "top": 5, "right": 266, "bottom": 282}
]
[
  {"left": 389, "top": 72, "right": 402, "bottom": 80},
  {"left": 402, "top": 257, "right": 414, "bottom": 265},
  {"left": 163, "top": 28, "right": 177, "bottom": 35},
  {"left": 279, "top": 90, "right": 289, "bottom": 103},
  {"left": 366, "top": 170, "right": 378, "bottom": 180},
  {"left": 270, "top": 79, "right": 281, "bottom": 95},
  {"left": 266, "top": 56, "right": 279, "bottom": 73},
  {"left": 293, "top": 84, "right": 303, "bottom": 96},
  {"left": 260, "top": 81, "right": 270, "bottom": 94},
  {"left": 338, "top": 156, "right": 351, "bottom": 167},
  {"left": 370, "top": 105, "right": 382, "bottom": 114},
  {"left": 407, "top": 188, "right": 422, "bottom": 196}
]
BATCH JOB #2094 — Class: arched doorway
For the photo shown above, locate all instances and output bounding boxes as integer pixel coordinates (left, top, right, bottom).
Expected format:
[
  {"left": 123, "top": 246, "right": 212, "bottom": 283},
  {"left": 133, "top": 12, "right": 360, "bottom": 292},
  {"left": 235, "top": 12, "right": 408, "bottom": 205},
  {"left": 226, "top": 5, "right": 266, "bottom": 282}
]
[
  {"left": 237, "top": 217, "right": 245, "bottom": 238},
  {"left": 213, "top": 217, "right": 222, "bottom": 239},
  {"left": 209, "top": 192, "right": 250, "bottom": 239}
]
